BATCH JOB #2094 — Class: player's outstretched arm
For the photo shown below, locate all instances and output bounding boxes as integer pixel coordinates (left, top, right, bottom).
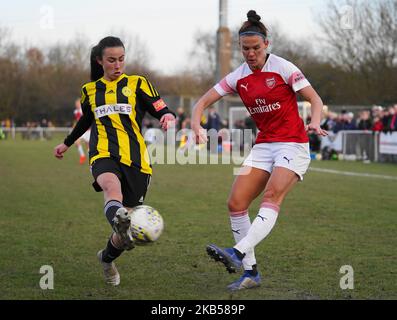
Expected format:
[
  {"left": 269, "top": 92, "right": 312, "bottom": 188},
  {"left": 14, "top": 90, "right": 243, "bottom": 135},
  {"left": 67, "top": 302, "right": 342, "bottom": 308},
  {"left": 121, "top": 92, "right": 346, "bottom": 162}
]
[
  {"left": 298, "top": 86, "right": 328, "bottom": 137},
  {"left": 191, "top": 88, "right": 223, "bottom": 144},
  {"left": 54, "top": 113, "right": 92, "bottom": 160}
]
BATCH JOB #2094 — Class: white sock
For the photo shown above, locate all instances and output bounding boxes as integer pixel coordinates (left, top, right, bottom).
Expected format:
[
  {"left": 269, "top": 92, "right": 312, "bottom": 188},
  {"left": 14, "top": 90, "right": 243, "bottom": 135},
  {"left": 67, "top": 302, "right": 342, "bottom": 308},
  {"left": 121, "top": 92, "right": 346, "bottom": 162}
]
[
  {"left": 77, "top": 145, "right": 85, "bottom": 157},
  {"left": 230, "top": 210, "right": 256, "bottom": 270},
  {"left": 234, "top": 202, "right": 279, "bottom": 255}
]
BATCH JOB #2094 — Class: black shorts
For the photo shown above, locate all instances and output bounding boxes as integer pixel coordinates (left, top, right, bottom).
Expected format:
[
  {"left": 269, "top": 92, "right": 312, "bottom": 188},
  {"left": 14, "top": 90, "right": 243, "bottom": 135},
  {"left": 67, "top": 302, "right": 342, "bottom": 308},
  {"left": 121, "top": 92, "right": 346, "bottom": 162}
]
[{"left": 91, "top": 157, "right": 151, "bottom": 208}]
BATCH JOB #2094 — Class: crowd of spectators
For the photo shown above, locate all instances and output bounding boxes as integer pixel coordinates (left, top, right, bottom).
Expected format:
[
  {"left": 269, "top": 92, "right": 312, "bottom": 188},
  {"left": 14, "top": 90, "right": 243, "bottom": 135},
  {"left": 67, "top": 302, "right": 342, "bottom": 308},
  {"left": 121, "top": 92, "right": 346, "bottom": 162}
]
[
  {"left": 319, "top": 104, "right": 397, "bottom": 133},
  {"left": 0, "top": 118, "right": 54, "bottom": 140}
]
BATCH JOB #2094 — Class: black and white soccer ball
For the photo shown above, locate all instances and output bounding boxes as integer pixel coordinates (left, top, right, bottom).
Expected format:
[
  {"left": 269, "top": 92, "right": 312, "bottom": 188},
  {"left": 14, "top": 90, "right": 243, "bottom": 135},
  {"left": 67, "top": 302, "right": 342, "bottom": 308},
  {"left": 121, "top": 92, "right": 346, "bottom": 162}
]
[{"left": 128, "top": 205, "right": 164, "bottom": 242}]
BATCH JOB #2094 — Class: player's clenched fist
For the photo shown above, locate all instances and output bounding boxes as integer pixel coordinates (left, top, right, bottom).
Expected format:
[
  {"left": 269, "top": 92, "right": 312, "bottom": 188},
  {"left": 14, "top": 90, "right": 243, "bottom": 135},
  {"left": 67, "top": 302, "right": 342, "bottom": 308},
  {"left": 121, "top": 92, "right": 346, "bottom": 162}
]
[{"left": 54, "top": 143, "right": 69, "bottom": 159}]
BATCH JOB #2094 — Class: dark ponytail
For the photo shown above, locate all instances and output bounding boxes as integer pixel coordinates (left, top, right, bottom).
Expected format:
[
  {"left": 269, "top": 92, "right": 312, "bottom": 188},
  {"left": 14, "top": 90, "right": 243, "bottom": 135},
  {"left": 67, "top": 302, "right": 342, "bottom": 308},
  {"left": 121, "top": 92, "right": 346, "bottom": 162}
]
[
  {"left": 90, "top": 45, "right": 103, "bottom": 81},
  {"left": 90, "top": 36, "right": 125, "bottom": 81},
  {"left": 239, "top": 10, "right": 268, "bottom": 39}
]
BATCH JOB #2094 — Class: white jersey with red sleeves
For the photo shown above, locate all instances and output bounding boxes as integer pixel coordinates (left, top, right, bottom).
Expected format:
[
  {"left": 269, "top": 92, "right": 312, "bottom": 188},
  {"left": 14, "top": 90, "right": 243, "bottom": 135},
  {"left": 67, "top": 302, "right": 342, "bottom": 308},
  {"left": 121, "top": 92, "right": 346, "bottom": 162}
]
[{"left": 214, "top": 53, "right": 310, "bottom": 144}]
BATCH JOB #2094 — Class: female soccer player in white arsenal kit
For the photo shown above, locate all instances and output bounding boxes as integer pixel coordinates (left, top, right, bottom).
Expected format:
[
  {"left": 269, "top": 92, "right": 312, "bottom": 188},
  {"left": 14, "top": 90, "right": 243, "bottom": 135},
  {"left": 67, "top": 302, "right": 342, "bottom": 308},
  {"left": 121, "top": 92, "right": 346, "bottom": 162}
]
[{"left": 192, "top": 10, "right": 328, "bottom": 291}]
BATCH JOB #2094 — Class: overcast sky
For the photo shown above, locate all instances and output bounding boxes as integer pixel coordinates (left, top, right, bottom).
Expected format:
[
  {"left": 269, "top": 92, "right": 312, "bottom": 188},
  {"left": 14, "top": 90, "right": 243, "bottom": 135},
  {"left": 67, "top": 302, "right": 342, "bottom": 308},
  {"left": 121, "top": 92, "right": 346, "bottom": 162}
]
[{"left": 1, "top": 0, "right": 329, "bottom": 73}]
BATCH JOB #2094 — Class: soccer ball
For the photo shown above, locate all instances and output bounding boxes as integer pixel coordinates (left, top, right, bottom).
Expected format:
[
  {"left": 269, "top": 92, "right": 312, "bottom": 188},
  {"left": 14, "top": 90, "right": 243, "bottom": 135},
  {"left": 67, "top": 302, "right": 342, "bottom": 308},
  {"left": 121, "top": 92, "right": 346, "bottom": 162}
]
[{"left": 128, "top": 205, "right": 164, "bottom": 242}]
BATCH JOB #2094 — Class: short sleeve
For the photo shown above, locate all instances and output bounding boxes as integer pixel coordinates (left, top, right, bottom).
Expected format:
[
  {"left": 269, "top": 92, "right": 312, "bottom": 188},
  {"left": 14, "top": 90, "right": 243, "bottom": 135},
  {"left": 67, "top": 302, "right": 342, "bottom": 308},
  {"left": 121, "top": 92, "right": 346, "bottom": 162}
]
[
  {"left": 281, "top": 61, "right": 311, "bottom": 92},
  {"left": 80, "top": 87, "right": 87, "bottom": 105},
  {"left": 214, "top": 75, "right": 237, "bottom": 96},
  {"left": 139, "top": 76, "right": 160, "bottom": 98},
  {"left": 213, "top": 64, "right": 247, "bottom": 96},
  {"left": 137, "top": 77, "right": 174, "bottom": 120},
  {"left": 80, "top": 86, "right": 91, "bottom": 115}
]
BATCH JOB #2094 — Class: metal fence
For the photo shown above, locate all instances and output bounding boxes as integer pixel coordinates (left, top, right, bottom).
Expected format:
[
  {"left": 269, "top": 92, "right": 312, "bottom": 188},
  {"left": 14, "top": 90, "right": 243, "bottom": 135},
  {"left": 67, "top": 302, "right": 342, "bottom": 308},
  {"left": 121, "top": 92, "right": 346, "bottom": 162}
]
[
  {"left": 321, "top": 130, "right": 397, "bottom": 163},
  {"left": 341, "top": 131, "right": 378, "bottom": 162},
  {"left": 1, "top": 127, "right": 71, "bottom": 140}
]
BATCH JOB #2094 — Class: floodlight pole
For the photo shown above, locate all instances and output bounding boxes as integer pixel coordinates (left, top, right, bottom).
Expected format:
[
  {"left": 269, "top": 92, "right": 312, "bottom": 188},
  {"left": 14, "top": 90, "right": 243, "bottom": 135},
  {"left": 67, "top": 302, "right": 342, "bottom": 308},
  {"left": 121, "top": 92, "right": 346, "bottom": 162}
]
[{"left": 216, "top": 0, "right": 232, "bottom": 118}]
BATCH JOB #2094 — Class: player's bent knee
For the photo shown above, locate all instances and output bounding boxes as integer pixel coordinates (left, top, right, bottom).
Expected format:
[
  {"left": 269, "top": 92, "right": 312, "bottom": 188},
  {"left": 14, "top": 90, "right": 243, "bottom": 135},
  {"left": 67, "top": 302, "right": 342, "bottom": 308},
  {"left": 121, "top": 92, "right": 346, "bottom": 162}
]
[
  {"left": 101, "top": 182, "right": 116, "bottom": 193},
  {"left": 262, "top": 189, "right": 282, "bottom": 206},
  {"left": 98, "top": 176, "right": 120, "bottom": 193},
  {"left": 102, "top": 186, "right": 123, "bottom": 203},
  {"left": 227, "top": 198, "right": 249, "bottom": 214},
  {"left": 263, "top": 188, "right": 277, "bottom": 200}
]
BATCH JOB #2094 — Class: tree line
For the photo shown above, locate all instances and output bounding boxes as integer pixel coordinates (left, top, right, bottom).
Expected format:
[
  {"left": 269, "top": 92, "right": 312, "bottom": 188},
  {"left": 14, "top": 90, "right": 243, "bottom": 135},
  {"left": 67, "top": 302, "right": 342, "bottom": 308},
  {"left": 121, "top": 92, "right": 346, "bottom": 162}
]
[{"left": 0, "top": 0, "right": 395, "bottom": 125}]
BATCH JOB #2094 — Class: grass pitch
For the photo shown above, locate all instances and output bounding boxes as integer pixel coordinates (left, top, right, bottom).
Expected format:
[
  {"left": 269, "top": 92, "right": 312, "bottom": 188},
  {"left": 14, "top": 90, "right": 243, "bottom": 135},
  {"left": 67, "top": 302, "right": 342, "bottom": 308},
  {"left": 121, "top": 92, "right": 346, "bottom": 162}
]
[{"left": 0, "top": 137, "right": 396, "bottom": 300}]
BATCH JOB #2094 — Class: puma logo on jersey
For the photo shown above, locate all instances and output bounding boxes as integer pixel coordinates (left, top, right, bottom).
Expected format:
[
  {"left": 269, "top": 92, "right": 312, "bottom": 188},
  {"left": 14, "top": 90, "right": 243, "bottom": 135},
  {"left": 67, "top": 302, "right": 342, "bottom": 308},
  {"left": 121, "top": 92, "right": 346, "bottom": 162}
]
[
  {"left": 240, "top": 83, "right": 249, "bottom": 91},
  {"left": 232, "top": 229, "right": 241, "bottom": 235},
  {"left": 283, "top": 156, "right": 293, "bottom": 163},
  {"left": 106, "top": 89, "right": 115, "bottom": 94}
]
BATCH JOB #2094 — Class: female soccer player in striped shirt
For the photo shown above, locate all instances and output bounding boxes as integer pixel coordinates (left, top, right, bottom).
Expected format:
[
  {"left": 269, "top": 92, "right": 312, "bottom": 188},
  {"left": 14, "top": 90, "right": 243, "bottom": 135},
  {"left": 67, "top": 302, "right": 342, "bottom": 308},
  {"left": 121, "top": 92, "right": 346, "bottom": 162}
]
[{"left": 54, "top": 36, "right": 175, "bottom": 286}]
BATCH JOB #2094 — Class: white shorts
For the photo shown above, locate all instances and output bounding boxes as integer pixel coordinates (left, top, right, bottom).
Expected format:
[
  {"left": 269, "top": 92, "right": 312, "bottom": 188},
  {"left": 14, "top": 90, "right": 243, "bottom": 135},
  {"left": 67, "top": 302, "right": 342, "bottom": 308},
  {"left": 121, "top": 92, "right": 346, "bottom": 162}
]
[
  {"left": 81, "top": 129, "right": 91, "bottom": 143},
  {"left": 242, "top": 142, "right": 311, "bottom": 180}
]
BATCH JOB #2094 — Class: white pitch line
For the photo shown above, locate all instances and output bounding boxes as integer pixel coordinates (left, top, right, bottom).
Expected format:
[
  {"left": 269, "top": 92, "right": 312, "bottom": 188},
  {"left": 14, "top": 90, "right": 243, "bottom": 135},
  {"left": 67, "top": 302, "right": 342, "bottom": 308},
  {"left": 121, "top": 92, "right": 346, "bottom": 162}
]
[{"left": 309, "top": 167, "right": 397, "bottom": 181}]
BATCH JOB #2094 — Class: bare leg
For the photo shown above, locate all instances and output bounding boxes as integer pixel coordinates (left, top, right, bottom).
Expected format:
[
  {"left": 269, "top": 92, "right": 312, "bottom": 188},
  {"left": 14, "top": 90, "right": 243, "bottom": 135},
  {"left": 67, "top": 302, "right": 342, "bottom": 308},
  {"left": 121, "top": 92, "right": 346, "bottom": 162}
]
[
  {"left": 96, "top": 172, "right": 123, "bottom": 204},
  {"left": 261, "top": 166, "right": 299, "bottom": 206},
  {"left": 227, "top": 166, "right": 270, "bottom": 212}
]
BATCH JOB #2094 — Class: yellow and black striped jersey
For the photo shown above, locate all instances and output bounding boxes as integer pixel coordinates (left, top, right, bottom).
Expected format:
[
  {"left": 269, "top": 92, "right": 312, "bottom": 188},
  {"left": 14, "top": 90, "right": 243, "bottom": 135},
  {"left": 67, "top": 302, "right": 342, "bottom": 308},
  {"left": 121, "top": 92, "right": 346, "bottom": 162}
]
[{"left": 64, "top": 73, "right": 173, "bottom": 175}]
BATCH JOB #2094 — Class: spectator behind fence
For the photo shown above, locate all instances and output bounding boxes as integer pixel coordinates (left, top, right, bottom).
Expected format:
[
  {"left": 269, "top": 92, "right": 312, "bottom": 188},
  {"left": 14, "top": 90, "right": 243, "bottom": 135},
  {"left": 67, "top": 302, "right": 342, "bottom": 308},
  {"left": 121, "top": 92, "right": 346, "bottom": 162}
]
[
  {"left": 381, "top": 108, "right": 390, "bottom": 132},
  {"left": 306, "top": 115, "right": 321, "bottom": 152},
  {"left": 1, "top": 118, "right": 13, "bottom": 139},
  {"left": 386, "top": 105, "right": 397, "bottom": 132},
  {"left": 357, "top": 110, "right": 372, "bottom": 131},
  {"left": 389, "top": 104, "right": 397, "bottom": 131},
  {"left": 206, "top": 106, "right": 221, "bottom": 132},
  {"left": 176, "top": 107, "right": 187, "bottom": 131},
  {"left": 333, "top": 111, "right": 356, "bottom": 133},
  {"left": 372, "top": 116, "right": 384, "bottom": 131},
  {"left": 40, "top": 118, "right": 52, "bottom": 140},
  {"left": 0, "top": 122, "right": 5, "bottom": 140},
  {"left": 205, "top": 106, "right": 221, "bottom": 153},
  {"left": 345, "top": 112, "right": 357, "bottom": 130},
  {"left": 320, "top": 111, "right": 337, "bottom": 132},
  {"left": 244, "top": 111, "right": 257, "bottom": 146}
]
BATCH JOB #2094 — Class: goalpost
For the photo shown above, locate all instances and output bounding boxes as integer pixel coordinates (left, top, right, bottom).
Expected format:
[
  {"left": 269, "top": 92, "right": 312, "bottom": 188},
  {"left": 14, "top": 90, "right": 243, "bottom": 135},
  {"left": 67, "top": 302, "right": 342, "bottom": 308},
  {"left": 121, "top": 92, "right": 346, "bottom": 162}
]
[{"left": 228, "top": 107, "right": 248, "bottom": 131}]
